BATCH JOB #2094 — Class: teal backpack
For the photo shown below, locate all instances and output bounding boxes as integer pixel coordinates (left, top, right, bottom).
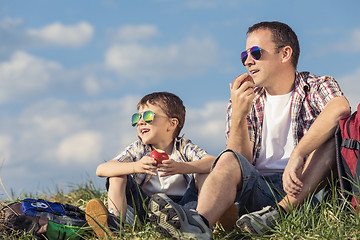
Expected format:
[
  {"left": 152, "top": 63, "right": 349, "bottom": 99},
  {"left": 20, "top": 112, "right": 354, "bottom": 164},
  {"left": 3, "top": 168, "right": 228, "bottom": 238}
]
[{"left": 1, "top": 198, "right": 88, "bottom": 239}]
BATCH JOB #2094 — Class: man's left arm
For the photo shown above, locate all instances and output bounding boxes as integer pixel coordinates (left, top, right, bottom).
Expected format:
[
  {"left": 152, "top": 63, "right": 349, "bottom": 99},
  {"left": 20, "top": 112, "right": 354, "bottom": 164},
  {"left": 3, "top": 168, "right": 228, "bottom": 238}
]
[{"left": 283, "top": 96, "right": 350, "bottom": 197}]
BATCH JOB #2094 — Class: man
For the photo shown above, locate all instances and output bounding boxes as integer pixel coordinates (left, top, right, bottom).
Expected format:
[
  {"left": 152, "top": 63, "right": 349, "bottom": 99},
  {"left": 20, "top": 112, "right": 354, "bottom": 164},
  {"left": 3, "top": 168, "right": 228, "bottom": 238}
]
[{"left": 148, "top": 21, "right": 351, "bottom": 239}]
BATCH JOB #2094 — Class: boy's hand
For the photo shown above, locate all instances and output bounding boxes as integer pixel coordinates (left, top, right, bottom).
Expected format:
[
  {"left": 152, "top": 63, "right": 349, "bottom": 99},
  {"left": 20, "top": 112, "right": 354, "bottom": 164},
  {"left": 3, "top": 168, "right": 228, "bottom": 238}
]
[
  {"left": 157, "top": 159, "right": 183, "bottom": 177},
  {"left": 134, "top": 156, "right": 158, "bottom": 176}
]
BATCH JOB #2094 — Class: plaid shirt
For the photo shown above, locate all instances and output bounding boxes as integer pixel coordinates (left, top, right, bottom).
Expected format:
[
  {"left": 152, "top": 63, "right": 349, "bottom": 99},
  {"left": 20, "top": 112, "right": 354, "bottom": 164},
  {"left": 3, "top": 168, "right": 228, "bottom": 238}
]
[
  {"left": 226, "top": 71, "right": 345, "bottom": 165},
  {"left": 113, "top": 136, "right": 208, "bottom": 185}
]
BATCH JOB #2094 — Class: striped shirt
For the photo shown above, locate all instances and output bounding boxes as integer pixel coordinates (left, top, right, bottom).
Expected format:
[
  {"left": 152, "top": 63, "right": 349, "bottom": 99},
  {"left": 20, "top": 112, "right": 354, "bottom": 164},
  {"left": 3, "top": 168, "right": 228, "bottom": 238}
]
[
  {"left": 225, "top": 71, "right": 345, "bottom": 165},
  {"left": 113, "top": 136, "right": 208, "bottom": 186}
]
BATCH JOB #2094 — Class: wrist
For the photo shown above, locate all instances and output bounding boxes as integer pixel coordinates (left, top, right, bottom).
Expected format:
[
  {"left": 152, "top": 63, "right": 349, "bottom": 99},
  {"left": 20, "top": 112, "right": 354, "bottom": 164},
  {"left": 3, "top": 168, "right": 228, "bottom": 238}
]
[{"left": 132, "top": 162, "right": 136, "bottom": 174}]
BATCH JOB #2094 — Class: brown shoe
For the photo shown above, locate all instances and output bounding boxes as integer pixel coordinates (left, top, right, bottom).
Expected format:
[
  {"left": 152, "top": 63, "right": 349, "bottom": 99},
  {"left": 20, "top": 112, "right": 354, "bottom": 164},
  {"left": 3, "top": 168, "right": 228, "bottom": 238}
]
[{"left": 85, "top": 199, "right": 115, "bottom": 239}]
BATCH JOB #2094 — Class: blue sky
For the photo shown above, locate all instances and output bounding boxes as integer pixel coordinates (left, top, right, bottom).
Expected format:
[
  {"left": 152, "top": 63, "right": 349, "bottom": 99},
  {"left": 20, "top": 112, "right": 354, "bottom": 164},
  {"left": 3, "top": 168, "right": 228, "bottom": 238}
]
[{"left": 0, "top": 0, "right": 359, "bottom": 198}]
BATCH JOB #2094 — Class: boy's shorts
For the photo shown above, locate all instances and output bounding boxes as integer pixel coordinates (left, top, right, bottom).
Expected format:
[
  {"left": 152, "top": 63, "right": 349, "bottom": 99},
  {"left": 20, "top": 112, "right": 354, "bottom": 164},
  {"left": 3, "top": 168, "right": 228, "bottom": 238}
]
[
  {"left": 106, "top": 174, "right": 198, "bottom": 223},
  {"left": 213, "top": 149, "right": 288, "bottom": 216}
]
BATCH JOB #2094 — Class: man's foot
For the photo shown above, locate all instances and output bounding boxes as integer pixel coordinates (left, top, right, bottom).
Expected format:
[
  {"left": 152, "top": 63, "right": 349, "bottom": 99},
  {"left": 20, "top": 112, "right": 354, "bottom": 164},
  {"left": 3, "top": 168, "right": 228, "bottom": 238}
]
[
  {"left": 148, "top": 193, "right": 212, "bottom": 240},
  {"left": 85, "top": 199, "right": 116, "bottom": 239},
  {"left": 236, "top": 205, "right": 280, "bottom": 234}
]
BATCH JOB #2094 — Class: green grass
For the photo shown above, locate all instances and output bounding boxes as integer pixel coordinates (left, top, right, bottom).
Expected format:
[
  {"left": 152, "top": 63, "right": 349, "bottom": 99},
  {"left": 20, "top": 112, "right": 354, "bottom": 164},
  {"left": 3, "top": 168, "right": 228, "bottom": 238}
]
[{"left": 1, "top": 179, "right": 360, "bottom": 239}]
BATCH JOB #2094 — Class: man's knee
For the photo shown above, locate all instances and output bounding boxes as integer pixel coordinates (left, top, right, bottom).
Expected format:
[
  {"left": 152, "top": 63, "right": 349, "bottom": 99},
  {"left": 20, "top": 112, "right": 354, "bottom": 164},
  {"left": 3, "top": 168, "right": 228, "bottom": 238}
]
[
  {"left": 211, "top": 150, "right": 242, "bottom": 185},
  {"left": 214, "top": 150, "right": 241, "bottom": 169}
]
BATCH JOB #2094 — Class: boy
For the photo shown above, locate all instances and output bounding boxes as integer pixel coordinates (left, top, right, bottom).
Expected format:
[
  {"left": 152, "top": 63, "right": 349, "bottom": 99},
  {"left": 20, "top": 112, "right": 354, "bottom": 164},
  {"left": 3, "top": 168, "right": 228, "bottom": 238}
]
[{"left": 86, "top": 92, "right": 215, "bottom": 238}]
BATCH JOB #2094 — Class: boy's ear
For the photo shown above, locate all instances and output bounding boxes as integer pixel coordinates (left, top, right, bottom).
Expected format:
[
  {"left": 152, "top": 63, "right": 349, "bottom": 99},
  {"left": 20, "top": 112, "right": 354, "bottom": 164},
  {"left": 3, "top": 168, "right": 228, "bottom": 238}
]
[{"left": 169, "top": 118, "right": 179, "bottom": 130}]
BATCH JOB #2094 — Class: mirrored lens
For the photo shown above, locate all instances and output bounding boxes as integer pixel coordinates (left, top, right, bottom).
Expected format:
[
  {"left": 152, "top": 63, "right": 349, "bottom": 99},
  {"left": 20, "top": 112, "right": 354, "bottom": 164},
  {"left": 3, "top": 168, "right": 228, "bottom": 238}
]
[
  {"left": 143, "top": 111, "right": 155, "bottom": 123},
  {"left": 250, "top": 46, "right": 261, "bottom": 60},
  {"left": 131, "top": 113, "right": 141, "bottom": 127},
  {"left": 241, "top": 51, "right": 248, "bottom": 65}
]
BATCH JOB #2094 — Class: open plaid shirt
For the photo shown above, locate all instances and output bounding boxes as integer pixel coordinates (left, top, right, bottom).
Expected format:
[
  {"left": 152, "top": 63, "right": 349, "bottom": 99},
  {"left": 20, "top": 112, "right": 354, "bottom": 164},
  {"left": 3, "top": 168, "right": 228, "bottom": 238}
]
[
  {"left": 113, "top": 136, "right": 208, "bottom": 185},
  {"left": 225, "top": 71, "right": 345, "bottom": 165}
]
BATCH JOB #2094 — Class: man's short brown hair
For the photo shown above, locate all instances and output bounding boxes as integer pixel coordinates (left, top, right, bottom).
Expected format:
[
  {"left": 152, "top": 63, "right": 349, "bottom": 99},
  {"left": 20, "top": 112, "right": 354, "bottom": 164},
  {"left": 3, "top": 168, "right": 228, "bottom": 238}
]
[
  {"left": 247, "top": 21, "right": 300, "bottom": 69},
  {"left": 137, "top": 92, "right": 186, "bottom": 137}
]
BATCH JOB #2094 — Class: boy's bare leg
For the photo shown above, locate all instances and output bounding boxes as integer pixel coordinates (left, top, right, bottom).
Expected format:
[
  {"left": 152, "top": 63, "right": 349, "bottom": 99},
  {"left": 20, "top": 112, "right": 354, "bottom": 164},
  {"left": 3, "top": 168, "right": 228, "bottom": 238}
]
[
  {"left": 196, "top": 151, "right": 242, "bottom": 227},
  {"left": 279, "top": 137, "right": 336, "bottom": 211},
  {"left": 107, "top": 176, "right": 127, "bottom": 220}
]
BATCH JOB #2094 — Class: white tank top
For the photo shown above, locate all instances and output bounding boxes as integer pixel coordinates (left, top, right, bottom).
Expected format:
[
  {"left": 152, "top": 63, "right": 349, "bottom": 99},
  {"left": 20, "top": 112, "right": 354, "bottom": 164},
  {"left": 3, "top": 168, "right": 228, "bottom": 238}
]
[{"left": 256, "top": 91, "right": 295, "bottom": 175}]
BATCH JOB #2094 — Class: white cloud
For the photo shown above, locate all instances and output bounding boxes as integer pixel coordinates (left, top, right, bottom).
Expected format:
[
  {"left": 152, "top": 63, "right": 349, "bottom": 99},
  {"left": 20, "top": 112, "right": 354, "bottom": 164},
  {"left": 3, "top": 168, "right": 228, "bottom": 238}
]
[
  {"left": 337, "top": 67, "right": 360, "bottom": 111},
  {"left": 105, "top": 37, "right": 219, "bottom": 79},
  {"left": 0, "top": 18, "right": 26, "bottom": 59},
  {"left": 113, "top": 25, "right": 159, "bottom": 42},
  {"left": 0, "top": 17, "right": 23, "bottom": 29},
  {"left": 27, "top": 21, "right": 94, "bottom": 47},
  {"left": 83, "top": 75, "right": 101, "bottom": 95},
  {"left": 0, "top": 135, "right": 12, "bottom": 162},
  {"left": 9, "top": 96, "right": 139, "bottom": 167},
  {"left": 56, "top": 131, "right": 103, "bottom": 164},
  {"left": 0, "top": 51, "right": 62, "bottom": 103},
  {"left": 183, "top": 100, "right": 228, "bottom": 155},
  {"left": 335, "top": 28, "right": 360, "bottom": 52}
]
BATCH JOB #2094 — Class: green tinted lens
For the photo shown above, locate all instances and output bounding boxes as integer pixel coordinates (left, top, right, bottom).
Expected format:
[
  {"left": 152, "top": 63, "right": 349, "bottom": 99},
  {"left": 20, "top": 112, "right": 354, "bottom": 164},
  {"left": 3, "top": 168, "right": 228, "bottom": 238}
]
[
  {"left": 143, "top": 111, "right": 155, "bottom": 123},
  {"left": 131, "top": 113, "right": 140, "bottom": 127}
]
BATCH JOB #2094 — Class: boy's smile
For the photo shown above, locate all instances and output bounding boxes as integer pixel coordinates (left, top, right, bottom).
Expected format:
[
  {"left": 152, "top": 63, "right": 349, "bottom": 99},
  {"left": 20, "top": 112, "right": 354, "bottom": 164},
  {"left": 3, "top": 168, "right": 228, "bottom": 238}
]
[
  {"left": 136, "top": 103, "right": 174, "bottom": 150},
  {"left": 139, "top": 127, "right": 150, "bottom": 136}
]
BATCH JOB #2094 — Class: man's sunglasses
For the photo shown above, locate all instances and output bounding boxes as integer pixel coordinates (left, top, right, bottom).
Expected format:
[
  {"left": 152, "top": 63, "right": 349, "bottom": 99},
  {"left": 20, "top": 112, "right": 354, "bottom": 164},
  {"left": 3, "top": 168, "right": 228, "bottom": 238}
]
[
  {"left": 241, "top": 46, "right": 285, "bottom": 66},
  {"left": 131, "top": 110, "right": 155, "bottom": 127}
]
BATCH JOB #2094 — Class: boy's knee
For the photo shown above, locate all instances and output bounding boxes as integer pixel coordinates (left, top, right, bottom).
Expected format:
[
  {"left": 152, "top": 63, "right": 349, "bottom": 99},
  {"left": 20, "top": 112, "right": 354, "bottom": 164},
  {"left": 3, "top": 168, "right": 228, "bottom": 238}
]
[{"left": 108, "top": 176, "right": 127, "bottom": 187}]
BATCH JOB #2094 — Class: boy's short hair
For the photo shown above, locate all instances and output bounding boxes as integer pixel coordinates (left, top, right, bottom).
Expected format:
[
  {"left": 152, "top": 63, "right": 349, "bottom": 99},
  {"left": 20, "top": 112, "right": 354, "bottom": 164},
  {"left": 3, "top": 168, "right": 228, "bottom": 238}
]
[
  {"left": 137, "top": 92, "right": 186, "bottom": 137},
  {"left": 247, "top": 21, "right": 300, "bottom": 69}
]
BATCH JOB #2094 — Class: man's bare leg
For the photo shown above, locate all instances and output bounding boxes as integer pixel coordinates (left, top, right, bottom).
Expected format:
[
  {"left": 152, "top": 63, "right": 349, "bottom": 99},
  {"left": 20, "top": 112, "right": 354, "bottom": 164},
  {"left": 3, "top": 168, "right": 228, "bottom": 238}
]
[
  {"left": 196, "top": 151, "right": 242, "bottom": 227},
  {"left": 279, "top": 137, "right": 336, "bottom": 211}
]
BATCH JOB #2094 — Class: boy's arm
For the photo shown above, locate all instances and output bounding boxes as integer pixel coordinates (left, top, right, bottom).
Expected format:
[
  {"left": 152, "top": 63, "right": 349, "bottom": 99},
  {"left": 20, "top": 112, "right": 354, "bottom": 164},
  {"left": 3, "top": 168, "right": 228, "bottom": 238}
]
[
  {"left": 96, "top": 157, "right": 157, "bottom": 177},
  {"left": 158, "top": 154, "right": 216, "bottom": 176},
  {"left": 179, "top": 154, "right": 216, "bottom": 174}
]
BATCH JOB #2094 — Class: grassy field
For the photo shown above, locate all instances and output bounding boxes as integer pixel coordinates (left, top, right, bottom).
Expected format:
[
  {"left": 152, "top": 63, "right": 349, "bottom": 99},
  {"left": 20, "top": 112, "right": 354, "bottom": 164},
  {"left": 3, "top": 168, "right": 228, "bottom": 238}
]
[{"left": 1, "top": 179, "right": 359, "bottom": 239}]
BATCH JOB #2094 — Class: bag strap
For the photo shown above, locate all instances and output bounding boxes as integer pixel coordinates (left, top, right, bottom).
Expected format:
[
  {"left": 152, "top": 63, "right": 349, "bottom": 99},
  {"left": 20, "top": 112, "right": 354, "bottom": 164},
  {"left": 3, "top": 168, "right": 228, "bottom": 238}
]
[
  {"left": 346, "top": 111, "right": 354, "bottom": 139},
  {"left": 342, "top": 138, "right": 360, "bottom": 150}
]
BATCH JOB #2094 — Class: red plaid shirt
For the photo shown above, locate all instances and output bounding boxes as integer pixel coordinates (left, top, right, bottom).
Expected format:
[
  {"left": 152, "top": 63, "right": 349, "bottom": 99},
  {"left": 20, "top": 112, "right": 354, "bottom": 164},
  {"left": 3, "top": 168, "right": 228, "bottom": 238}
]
[{"left": 225, "top": 71, "right": 345, "bottom": 165}]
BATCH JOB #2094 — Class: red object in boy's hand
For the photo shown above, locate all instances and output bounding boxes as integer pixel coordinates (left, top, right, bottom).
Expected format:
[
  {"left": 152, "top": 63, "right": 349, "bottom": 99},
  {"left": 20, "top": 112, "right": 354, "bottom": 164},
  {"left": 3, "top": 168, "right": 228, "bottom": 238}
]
[{"left": 150, "top": 149, "right": 169, "bottom": 165}]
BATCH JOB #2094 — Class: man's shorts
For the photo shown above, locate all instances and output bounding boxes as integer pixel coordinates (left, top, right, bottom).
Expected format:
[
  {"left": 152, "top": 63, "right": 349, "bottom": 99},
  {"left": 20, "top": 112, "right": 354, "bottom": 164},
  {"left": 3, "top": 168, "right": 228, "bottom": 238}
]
[{"left": 212, "top": 149, "right": 287, "bottom": 217}]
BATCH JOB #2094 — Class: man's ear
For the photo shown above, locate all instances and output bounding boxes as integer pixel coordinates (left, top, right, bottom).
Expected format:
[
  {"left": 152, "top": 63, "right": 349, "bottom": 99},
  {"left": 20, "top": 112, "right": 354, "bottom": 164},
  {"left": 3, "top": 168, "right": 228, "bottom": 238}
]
[{"left": 281, "top": 46, "right": 293, "bottom": 64}]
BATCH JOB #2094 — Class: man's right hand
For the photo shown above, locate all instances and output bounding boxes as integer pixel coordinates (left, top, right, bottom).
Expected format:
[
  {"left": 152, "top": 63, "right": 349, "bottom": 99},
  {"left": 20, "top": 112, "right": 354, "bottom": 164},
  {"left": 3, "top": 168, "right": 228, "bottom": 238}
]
[{"left": 229, "top": 73, "right": 255, "bottom": 123}]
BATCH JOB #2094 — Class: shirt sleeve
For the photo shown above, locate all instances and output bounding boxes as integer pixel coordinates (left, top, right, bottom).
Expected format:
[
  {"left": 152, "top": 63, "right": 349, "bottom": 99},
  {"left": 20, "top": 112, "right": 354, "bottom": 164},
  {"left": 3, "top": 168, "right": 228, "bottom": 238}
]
[
  {"left": 178, "top": 138, "right": 208, "bottom": 162},
  {"left": 310, "top": 75, "right": 345, "bottom": 112},
  {"left": 112, "top": 140, "right": 145, "bottom": 163},
  {"left": 225, "top": 100, "right": 232, "bottom": 143}
]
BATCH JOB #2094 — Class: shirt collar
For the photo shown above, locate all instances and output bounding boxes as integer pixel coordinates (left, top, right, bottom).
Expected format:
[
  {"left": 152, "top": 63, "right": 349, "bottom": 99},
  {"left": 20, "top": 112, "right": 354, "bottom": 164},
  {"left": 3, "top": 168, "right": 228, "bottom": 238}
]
[{"left": 253, "top": 71, "right": 309, "bottom": 101}]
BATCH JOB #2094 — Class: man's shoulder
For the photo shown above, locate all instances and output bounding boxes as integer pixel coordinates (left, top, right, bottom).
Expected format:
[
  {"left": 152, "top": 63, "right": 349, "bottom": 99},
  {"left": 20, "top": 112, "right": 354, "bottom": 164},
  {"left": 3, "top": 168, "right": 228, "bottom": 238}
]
[{"left": 297, "top": 71, "right": 336, "bottom": 85}]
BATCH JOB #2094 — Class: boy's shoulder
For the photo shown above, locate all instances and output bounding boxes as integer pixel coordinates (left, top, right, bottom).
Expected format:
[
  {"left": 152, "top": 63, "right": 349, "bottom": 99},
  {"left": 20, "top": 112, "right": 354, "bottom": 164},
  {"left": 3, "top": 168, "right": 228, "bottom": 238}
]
[{"left": 174, "top": 136, "right": 192, "bottom": 145}]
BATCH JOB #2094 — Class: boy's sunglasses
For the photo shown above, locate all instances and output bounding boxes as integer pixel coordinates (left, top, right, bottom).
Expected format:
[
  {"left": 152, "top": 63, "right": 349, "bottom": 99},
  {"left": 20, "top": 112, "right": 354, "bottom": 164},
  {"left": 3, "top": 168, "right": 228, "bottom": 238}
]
[
  {"left": 131, "top": 110, "right": 155, "bottom": 127},
  {"left": 241, "top": 45, "right": 285, "bottom": 66}
]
